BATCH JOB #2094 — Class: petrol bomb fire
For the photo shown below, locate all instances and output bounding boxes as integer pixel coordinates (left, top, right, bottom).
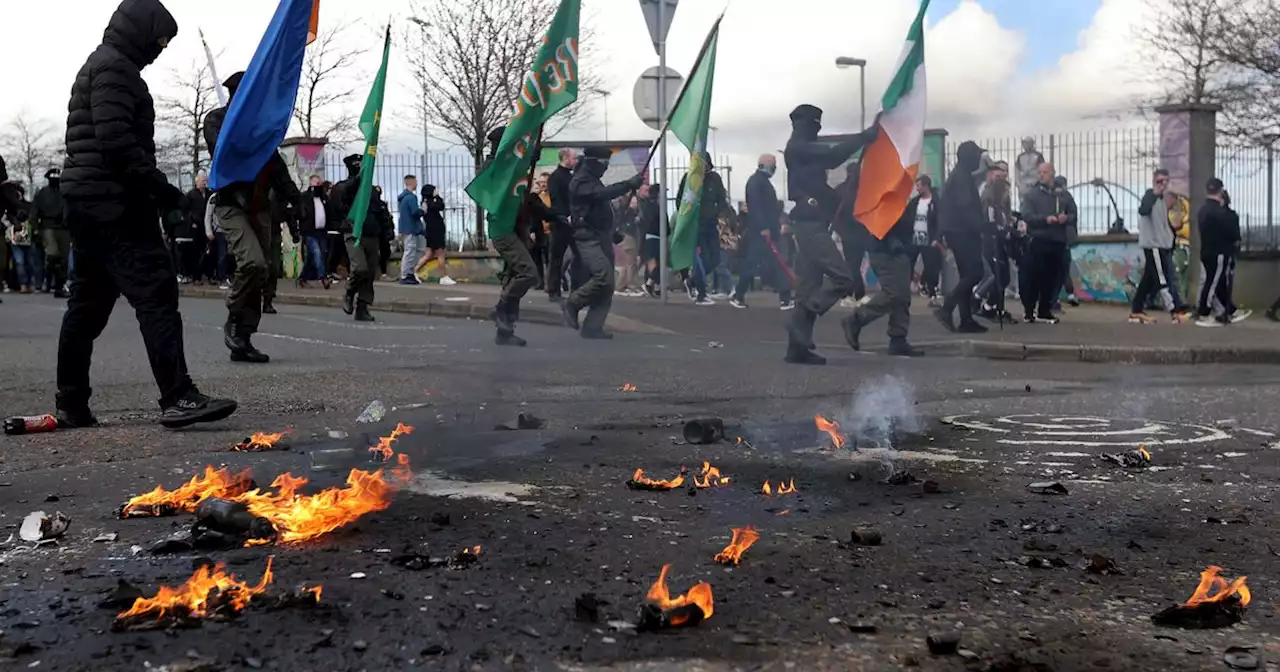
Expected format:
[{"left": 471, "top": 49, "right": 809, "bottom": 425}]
[
  {"left": 233, "top": 430, "right": 290, "bottom": 452},
  {"left": 120, "top": 425, "right": 417, "bottom": 545},
  {"left": 1152, "top": 566, "right": 1251, "bottom": 629},
  {"left": 621, "top": 383, "right": 638, "bottom": 392},
  {"left": 111, "top": 556, "right": 321, "bottom": 632},
  {"left": 637, "top": 564, "right": 714, "bottom": 631},
  {"left": 119, "top": 465, "right": 253, "bottom": 518},
  {"left": 693, "top": 461, "right": 730, "bottom": 488},
  {"left": 627, "top": 467, "right": 687, "bottom": 491},
  {"left": 713, "top": 526, "right": 760, "bottom": 565},
  {"left": 761, "top": 479, "right": 797, "bottom": 496},
  {"left": 815, "top": 415, "right": 847, "bottom": 449}
]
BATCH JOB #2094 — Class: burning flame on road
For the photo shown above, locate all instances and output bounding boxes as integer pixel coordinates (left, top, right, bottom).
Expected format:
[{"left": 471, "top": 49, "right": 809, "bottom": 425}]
[
  {"left": 647, "top": 564, "right": 714, "bottom": 625},
  {"left": 1138, "top": 444, "right": 1152, "bottom": 461},
  {"left": 693, "top": 461, "right": 730, "bottom": 488},
  {"left": 115, "top": 557, "right": 280, "bottom": 625},
  {"left": 621, "top": 383, "right": 638, "bottom": 392},
  {"left": 713, "top": 526, "right": 760, "bottom": 566},
  {"left": 121, "top": 425, "right": 417, "bottom": 545},
  {"left": 368, "top": 422, "right": 414, "bottom": 461},
  {"left": 233, "top": 430, "right": 289, "bottom": 452},
  {"left": 815, "top": 415, "right": 847, "bottom": 449},
  {"left": 628, "top": 468, "right": 686, "bottom": 490},
  {"left": 1183, "top": 566, "right": 1251, "bottom": 608},
  {"left": 761, "top": 479, "right": 797, "bottom": 496},
  {"left": 120, "top": 466, "right": 253, "bottom": 518}
]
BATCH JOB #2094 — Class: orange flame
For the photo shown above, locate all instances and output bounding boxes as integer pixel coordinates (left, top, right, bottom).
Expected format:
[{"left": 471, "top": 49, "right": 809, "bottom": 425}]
[
  {"left": 1184, "top": 566, "right": 1251, "bottom": 607},
  {"left": 233, "top": 430, "right": 289, "bottom": 452},
  {"left": 815, "top": 415, "right": 846, "bottom": 449},
  {"left": 1139, "top": 444, "right": 1152, "bottom": 461},
  {"left": 693, "top": 461, "right": 730, "bottom": 488},
  {"left": 761, "top": 479, "right": 797, "bottom": 496},
  {"left": 621, "top": 383, "right": 638, "bottom": 392},
  {"left": 713, "top": 526, "right": 760, "bottom": 566},
  {"left": 629, "top": 468, "right": 685, "bottom": 490},
  {"left": 647, "top": 564, "right": 713, "bottom": 625},
  {"left": 120, "top": 466, "right": 253, "bottom": 517},
  {"left": 464, "top": 545, "right": 481, "bottom": 555},
  {"left": 368, "top": 422, "right": 414, "bottom": 461},
  {"left": 115, "top": 556, "right": 280, "bottom": 623}
]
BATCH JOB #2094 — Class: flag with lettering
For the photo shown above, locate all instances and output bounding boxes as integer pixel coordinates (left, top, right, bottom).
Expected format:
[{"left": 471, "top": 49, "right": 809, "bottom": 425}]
[
  {"left": 465, "top": 0, "right": 580, "bottom": 239},
  {"left": 349, "top": 26, "right": 391, "bottom": 241}
]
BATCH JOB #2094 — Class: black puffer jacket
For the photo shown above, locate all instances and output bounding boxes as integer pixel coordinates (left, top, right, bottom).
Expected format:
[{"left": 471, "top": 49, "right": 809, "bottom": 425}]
[{"left": 61, "top": 0, "right": 180, "bottom": 213}]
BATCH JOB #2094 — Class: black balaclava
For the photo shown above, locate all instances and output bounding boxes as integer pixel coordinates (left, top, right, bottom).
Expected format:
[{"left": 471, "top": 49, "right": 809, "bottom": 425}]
[
  {"left": 789, "top": 104, "right": 823, "bottom": 142},
  {"left": 45, "top": 168, "right": 60, "bottom": 189},
  {"left": 421, "top": 184, "right": 436, "bottom": 200},
  {"left": 581, "top": 147, "right": 611, "bottom": 178},
  {"left": 955, "top": 141, "right": 984, "bottom": 174},
  {"left": 343, "top": 154, "right": 362, "bottom": 180},
  {"left": 487, "top": 126, "right": 506, "bottom": 159}
]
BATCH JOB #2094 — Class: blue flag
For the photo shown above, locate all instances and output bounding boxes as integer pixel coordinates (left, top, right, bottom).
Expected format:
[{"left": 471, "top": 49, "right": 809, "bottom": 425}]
[{"left": 209, "top": 0, "right": 313, "bottom": 191}]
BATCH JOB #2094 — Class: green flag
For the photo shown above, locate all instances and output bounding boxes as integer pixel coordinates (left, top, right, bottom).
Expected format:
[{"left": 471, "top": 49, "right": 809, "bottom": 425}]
[
  {"left": 465, "top": 0, "right": 581, "bottom": 240},
  {"left": 350, "top": 26, "right": 391, "bottom": 242},
  {"left": 668, "top": 16, "right": 722, "bottom": 272}
]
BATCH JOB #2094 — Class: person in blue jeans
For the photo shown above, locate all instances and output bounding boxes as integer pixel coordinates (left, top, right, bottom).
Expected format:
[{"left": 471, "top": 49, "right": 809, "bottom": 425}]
[
  {"left": 297, "top": 176, "right": 331, "bottom": 288},
  {"left": 397, "top": 174, "right": 425, "bottom": 285}
]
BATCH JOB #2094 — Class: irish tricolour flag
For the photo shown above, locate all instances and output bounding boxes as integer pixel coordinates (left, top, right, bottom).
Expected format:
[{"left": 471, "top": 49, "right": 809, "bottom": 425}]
[{"left": 854, "top": 0, "right": 929, "bottom": 240}]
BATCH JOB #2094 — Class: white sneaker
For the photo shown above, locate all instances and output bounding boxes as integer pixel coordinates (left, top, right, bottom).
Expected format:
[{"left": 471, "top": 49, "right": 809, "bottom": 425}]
[
  {"left": 438, "top": 276, "right": 457, "bottom": 286},
  {"left": 218, "top": 281, "right": 231, "bottom": 290},
  {"left": 729, "top": 297, "right": 747, "bottom": 309},
  {"left": 694, "top": 297, "right": 716, "bottom": 306},
  {"left": 780, "top": 300, "right": 796, "bottom": 311},
  {"left": 1231, "top": 309, "right": 1253, "bottom": 323},
  {"left": 1196, "top": 317, "right": 1222, "bottom": 328},
  {"left": 856, "top": 295, "right": 872, "bottom": 307},
  {"left": 838, "top": 297, "right": 857, "bottom": 309},
  {"left": 709, "top": 291, "right": 729, "bottom": 300}
]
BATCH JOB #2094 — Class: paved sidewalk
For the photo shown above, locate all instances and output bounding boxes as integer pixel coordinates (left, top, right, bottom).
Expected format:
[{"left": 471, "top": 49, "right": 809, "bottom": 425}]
[{"left": 181, "top": 280, "right": 1280, "bottom": 364}]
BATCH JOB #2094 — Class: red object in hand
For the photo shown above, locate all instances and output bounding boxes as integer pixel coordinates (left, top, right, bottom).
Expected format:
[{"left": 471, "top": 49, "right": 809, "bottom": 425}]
[{"left": 3, "top": 414, "right": 58, "bottom": 435}]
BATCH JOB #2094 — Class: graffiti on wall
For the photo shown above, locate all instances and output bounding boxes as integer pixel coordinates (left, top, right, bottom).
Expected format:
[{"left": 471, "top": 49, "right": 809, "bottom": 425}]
[{"left": 1070, "top": 241, "right": 1143, "bottom": 303}]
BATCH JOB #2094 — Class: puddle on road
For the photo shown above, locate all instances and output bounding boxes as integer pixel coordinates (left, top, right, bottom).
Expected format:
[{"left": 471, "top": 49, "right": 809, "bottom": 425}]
[{"left": 408, "top": 470, "right": 538, "bottom": 503}]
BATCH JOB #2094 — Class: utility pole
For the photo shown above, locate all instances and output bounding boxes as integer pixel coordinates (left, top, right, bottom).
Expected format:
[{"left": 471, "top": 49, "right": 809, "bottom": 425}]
[
  {"left": 835, "top": 56, "right": 867, "bottom": 129},
  {"left": 657, "top": 0, "right": 670, "bottom": 302}
]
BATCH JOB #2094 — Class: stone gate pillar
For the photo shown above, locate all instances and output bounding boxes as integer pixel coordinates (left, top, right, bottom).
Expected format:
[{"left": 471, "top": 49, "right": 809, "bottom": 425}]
[
  {"left": 278, "top": 136, "right": 329, "bottom": 186},
  {"left": 1156, "top": 103, "right": 1219, "bottom": 290}
]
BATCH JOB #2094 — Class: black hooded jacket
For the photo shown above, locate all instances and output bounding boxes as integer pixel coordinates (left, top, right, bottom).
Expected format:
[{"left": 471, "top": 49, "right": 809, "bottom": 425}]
[
  {"left": 202, "top": 77, "right": 300, "bottom": 212},
  {"left": 785, "top": 125, "right": 876, "bottom": 223},
  {"left": 421, "top": 185, "right": 445, "bottom": 231},
  {"left": 33, "top": 177, "right": 65, "bottom": 230},
  {"left": 61, "top": 0, "right": 180, "bottom": 213},
  {"left": 569, "top": 158, "right": 637, "bottom": 234},
  {"left": 940, "top": 141, "right": 987, "bottom": 234}
]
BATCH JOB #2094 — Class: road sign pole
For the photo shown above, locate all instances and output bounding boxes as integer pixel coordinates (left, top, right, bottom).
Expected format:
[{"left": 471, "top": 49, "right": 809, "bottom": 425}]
[{"left": 656, "top": 0, "right": 670, "bottom": 303}]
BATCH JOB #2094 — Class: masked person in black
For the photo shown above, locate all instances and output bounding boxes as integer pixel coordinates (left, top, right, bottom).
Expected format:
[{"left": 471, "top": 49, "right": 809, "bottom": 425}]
[
  {"left": 334, "top": 154, "right": 390, "bottom": 321},
  {"left": 839, "top": 186, "right": 924, "bottom": 357},
  {"left": 203, "top": 69, "right": 301, "bottom": 361},
  {"left": 32, "top": 168, "right": 69, "bottom": 297},
  {"left": 564, "top": 146, "right": 645, "bottom": 338},
  {"left": 781, "top": 104, "right": 879, "bottom": 365},
  {"left": 482, "top": 126, "right": 546, "bottom": 346},
  {"left": 936, "top": 140, "right": 990, "bottom": 333},
  {"left": 58, "top": 0, "right": 236, "bottom": 428}
]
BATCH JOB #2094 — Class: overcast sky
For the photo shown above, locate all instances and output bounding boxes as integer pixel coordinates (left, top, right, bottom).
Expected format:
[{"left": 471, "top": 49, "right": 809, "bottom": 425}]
[{"left": 0, "top": 0, "right": 1163, "bottom": 195}]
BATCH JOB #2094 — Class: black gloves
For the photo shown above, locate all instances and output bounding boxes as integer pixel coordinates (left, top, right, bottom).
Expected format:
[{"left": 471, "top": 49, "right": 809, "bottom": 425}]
[{"left": 627, "top": 172, "right": 646, "bottom": 189}]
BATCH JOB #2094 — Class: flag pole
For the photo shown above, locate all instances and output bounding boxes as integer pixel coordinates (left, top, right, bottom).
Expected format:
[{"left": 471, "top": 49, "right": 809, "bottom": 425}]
[
  {"left": 640, "top": 11, "right": 725, "bottom": 175},
  {"left": 199, "top": 28, "right": 228, "bottom": 107}
]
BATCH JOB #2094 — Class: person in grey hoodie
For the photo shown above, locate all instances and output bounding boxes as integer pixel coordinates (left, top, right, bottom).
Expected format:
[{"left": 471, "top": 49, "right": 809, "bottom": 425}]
[{"left": 1129, "top": 169, "right": 1191, "bottom": 323}]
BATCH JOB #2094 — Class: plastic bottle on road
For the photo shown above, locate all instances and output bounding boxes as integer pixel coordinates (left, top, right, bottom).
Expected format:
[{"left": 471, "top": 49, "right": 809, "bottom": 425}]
[{"left": 356, "top": 400, "right": 386, "bottom": 424}]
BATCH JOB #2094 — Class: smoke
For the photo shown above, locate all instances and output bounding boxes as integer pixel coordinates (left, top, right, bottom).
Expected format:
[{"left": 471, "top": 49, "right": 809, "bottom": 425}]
[
  {"left": 837, "top": 376, "right": 921, "bottom": 482},
  {"left": 845, "top": 376, "right": 921, "bottom": 450}
]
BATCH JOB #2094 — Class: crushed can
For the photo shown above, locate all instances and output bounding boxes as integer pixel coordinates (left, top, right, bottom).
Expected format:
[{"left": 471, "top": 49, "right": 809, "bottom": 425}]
[{"left": 4, "top": 414, "right": 58, "bottom": 435}]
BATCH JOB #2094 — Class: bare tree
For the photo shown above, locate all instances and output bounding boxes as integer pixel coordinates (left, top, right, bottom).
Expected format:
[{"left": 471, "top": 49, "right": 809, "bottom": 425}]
[
  {"left": 292, "top": 20, "right": 367, "bottom": 144},
  {"left": 404, "top": 0, "right": 602, "bottom": 242},
  {"left": 1, "top": 112, "right": 63, "bottom": 193},
  {"left": 1135, "top": 0, "right": 1280, "bottom": 139},
  {"left": 156, "top": 59, "right": 220, "bottom": 185}
]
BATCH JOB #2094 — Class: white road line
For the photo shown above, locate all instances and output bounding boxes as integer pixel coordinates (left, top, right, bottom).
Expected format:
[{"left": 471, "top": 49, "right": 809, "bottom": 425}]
[{"left": 253, "top": 332, "right": 392, "bottom": 353}]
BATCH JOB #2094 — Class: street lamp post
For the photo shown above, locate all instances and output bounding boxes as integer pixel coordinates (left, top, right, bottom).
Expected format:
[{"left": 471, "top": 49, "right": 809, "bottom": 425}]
[
  {"left": 589, "top": 87, "right": 612, "bottom": 141},
  {"left": 834, "top": 56, "right": 867, "bottom": 129}
]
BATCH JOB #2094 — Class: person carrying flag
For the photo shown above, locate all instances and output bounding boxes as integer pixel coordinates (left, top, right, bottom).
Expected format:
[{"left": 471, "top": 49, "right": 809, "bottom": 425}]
[
  {"left": 204, "top": 70, "right": 301, "bottom": 362},
  {"left": 484, "top": 126, "right": 551, "bottom": 346}
]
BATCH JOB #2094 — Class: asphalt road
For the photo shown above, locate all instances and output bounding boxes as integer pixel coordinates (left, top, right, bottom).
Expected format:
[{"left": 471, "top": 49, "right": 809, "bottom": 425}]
[{"left": 2, "top": 293, "right": 1280, "bottom": 671}]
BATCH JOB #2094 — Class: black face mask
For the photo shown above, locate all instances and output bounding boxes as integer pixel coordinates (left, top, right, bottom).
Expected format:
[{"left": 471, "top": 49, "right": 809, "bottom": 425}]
[{"left": 586, "top": 159, "right": 609, "bottom": 177}]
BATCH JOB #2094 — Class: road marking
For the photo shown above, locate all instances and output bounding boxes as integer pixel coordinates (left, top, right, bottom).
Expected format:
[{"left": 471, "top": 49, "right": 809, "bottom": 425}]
[
  {"left": 254, "top": 332, "right": 391, "bottom": 353},
  {"left": 276, "top": 314, "right": 450, "bottom": 332},
  {"left": 942, "top": 414, "right": 1231, "bottom": 447}
]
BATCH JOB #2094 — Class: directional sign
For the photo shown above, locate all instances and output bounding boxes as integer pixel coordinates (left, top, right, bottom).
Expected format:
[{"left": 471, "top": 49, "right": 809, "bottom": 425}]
[{"left": 639, "top": 0, "right": 678, "bottom": 55}]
